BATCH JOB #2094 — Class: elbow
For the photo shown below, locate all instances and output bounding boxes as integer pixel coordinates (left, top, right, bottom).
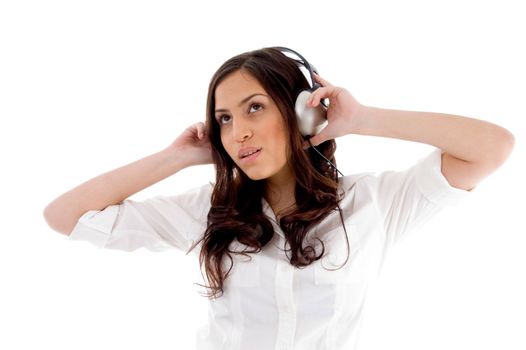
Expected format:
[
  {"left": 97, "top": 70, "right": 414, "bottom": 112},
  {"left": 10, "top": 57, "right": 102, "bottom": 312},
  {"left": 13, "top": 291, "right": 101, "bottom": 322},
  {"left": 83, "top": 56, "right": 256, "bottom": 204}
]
[
  {"left": 495, "top": 128, "right": 515, "bottom": 164},
  {"left": 43, "top": 205, "right": 74, "bottom": 236},
  {"left": 483, "top": 126, "right": 515, "bottom": 167}
]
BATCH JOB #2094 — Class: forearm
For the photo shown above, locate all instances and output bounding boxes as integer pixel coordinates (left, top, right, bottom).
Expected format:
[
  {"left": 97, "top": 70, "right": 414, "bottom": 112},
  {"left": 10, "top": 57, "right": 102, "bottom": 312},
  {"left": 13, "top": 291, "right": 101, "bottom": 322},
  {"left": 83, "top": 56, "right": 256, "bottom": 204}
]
[
  {"left": 43, "top": 147, "right": 187, "bottom": 234},
  {"left": 351, "top": 106, "right": 515, "bottom": 163}
]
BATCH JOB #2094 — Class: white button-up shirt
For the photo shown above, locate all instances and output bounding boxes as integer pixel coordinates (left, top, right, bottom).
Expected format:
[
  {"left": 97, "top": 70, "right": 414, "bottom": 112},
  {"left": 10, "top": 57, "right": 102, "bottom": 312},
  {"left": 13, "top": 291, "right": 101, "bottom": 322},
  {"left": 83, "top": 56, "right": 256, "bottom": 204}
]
[{"left": 68, "top": 148, "right": 474, "bottom": 350}]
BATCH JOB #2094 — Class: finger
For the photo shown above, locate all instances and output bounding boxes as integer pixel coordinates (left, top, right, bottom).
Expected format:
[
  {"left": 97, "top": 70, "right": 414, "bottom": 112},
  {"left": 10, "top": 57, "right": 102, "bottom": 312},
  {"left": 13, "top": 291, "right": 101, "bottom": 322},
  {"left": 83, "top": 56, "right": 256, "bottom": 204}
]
[
  {"left": 307, "top": 135, "right": 321, "bottom": 148},
  {"left": 309, "top": 87, "right": 330, "bottom": 107},
  {"left": 307, "top": 88, "right": 321, "bottom": 106},
  {"left": 313, "top": 72, "right": 332, "bottom": 87},
  {"left": 197, "top": 123, "right": 204, "bottom": 138},
  {"left": 307, "top": 91, "right": 315, "bottom": 106}
]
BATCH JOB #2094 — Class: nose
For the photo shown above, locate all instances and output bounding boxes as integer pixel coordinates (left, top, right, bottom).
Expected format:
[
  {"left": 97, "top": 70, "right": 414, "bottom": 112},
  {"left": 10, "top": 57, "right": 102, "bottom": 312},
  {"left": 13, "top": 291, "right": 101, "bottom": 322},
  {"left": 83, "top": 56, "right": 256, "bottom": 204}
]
[{"left": 232, "top": 117, "right": 253, "bottom": 143}]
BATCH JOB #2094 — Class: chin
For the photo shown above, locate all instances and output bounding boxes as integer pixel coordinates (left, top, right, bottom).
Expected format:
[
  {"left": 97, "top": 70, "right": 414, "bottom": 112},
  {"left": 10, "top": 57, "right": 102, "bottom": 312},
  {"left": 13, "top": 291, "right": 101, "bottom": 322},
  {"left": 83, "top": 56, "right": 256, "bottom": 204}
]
[
  {"left": 243, "top": 171, "right": 271, "bottom": 181},
  {"left": 237, "top": 167, "right": 274, "bottom": 181}
]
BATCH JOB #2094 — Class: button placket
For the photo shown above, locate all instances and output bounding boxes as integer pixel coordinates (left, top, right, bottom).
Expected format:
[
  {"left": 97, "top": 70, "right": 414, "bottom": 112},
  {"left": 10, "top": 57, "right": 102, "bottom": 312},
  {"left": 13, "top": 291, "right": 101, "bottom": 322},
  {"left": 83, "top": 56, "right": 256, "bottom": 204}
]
[{"left": 274, "top": 248, "right": 297, "bottom": 349}]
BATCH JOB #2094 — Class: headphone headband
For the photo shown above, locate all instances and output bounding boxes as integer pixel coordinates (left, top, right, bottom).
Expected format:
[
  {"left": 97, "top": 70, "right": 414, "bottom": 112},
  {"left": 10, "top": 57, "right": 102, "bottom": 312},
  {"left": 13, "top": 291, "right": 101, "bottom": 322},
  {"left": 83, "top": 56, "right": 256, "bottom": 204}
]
[{"left": 272, "top": 46, "right": 321, "bottom": 91}]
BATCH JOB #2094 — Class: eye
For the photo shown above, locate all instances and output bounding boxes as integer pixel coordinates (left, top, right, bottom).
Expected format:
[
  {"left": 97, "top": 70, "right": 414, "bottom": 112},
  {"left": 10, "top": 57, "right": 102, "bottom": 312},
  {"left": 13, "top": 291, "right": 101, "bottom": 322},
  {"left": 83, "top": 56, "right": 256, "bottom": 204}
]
[
  {"left": 217, "top": 102, "right": 263, "bottom": 125},
  {"left": 218, "top": 114, "right": 231, "bottom": 124},
  {"left": 250, "top": 103, "right": 263, "bottom": 113}
]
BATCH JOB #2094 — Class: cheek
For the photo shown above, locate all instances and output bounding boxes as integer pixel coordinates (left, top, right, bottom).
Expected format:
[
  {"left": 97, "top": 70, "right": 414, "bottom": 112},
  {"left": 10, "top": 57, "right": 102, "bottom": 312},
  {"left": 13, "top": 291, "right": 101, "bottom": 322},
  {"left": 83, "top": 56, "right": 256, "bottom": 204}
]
[
  {"left": 268, "top": 117, "right": 286, "bottom": 138},
  {"left": 269, "top": 133, "right": 289, "bottom": 164},
  {"left": 220, "top": 135, "right": 233, "bottom": 159},
  {"left": 275, "top": 125, "right": 290, "bottom": 154}
]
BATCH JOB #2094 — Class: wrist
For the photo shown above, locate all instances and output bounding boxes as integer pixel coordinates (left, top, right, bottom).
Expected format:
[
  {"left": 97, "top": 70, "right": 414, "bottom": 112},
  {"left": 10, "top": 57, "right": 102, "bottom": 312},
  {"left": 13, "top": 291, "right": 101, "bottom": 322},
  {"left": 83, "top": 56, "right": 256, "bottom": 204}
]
[
  {"left": 161, "top": 146, "right": 189, "bottom": 172},
  {"left": 349, "top": 104, "right": 371, "bottom": 135}
]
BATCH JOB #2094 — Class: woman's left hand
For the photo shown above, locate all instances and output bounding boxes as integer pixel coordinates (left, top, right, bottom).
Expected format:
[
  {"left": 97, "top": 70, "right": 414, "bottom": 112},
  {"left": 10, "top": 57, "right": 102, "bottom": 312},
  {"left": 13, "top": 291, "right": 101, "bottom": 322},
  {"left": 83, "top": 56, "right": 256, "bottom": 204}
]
[{"left": 302, "top": 73, "right": 366, "bottom": 149}]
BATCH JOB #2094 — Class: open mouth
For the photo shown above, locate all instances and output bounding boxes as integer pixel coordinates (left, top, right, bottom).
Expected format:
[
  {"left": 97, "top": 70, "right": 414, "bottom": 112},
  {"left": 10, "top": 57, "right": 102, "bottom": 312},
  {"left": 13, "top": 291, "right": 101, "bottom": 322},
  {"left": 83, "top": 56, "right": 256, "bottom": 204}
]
[
  {"left": 240, "top": 149, "right": 262, "bottom": 162},
  {"left": 241, "top": 149, "right": 261, "bottom": 158}
]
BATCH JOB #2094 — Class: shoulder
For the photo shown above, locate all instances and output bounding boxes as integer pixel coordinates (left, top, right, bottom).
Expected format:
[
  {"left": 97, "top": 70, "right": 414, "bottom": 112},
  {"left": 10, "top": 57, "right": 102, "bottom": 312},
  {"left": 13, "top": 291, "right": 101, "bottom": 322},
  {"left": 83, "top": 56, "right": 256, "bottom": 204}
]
[
  {"left": 151, "top": 181, "right": 214, "bottom": 211},
  {"left": 339, "top": 150, "right": 434, "bottom": 192},
  {"left": 338, "top": 171, "right": 376, "bottom": 192}
]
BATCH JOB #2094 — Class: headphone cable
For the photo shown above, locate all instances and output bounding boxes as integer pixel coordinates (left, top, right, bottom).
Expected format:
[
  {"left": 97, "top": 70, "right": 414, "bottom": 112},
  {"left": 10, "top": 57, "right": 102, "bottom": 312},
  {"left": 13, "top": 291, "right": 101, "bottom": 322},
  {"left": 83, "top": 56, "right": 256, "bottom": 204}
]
[{"left": 306, "top": 138, "right": 344, "bottom": 177}]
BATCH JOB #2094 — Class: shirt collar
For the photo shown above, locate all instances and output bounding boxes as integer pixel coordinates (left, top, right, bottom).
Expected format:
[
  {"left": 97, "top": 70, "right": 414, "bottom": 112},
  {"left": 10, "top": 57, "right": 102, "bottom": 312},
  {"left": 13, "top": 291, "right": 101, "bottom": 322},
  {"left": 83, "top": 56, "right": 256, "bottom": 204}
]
[{"left": 261, "top": 197, "right": 286, "bottom": 239}]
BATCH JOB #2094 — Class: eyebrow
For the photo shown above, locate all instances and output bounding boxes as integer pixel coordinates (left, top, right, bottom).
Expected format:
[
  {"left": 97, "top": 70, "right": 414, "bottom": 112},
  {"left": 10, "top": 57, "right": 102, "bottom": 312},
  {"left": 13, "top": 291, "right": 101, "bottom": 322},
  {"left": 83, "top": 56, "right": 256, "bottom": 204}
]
[{"left": 214, "top": 93, "right": 268, "bottom": 113}]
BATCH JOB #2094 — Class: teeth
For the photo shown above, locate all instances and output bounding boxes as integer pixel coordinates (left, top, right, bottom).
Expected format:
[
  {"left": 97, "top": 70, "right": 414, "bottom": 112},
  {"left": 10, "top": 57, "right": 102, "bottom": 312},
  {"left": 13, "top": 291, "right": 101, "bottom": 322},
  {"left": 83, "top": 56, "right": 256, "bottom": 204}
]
[{"left": 243, "top": 149, "right": 259, "bottom": 158}]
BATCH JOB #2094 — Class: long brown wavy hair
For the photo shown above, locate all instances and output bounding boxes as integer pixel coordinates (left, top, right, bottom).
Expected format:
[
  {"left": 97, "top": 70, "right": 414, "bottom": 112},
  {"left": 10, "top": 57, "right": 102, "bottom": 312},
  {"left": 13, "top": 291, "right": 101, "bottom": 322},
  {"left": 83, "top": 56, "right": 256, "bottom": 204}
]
[{"left": 187, "top": 46, "right": 351, "bottom": 299}]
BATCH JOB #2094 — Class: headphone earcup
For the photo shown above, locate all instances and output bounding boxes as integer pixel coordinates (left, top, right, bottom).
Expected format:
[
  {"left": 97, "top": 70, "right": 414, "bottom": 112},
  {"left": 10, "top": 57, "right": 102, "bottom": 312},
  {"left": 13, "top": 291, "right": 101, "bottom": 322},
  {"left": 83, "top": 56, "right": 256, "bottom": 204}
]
[{"left": 295, "top": 89, "right": 328, "bottom": 137}]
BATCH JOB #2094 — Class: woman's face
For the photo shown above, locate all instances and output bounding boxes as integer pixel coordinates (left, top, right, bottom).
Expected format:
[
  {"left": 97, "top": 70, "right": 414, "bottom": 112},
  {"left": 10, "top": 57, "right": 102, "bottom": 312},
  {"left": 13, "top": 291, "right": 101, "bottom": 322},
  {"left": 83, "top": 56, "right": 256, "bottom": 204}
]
[{"left": 214, "top": 69, "right": 292, "bottom": 182}]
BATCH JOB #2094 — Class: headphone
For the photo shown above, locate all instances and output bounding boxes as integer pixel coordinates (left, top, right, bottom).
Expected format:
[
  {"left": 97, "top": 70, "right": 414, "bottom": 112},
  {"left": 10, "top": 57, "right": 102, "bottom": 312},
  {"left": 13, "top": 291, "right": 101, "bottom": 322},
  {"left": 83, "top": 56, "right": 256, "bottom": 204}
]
[{"left": 273, "top": 46, "right": 344, "bottom": 177}]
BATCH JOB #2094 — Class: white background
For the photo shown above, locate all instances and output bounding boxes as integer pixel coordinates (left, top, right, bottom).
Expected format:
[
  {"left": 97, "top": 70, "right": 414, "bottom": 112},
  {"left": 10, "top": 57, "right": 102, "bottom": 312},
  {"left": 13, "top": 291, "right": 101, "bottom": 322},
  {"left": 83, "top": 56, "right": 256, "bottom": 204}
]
[{"left": 1, "top": 0, "right": 524, "bottom": 349}]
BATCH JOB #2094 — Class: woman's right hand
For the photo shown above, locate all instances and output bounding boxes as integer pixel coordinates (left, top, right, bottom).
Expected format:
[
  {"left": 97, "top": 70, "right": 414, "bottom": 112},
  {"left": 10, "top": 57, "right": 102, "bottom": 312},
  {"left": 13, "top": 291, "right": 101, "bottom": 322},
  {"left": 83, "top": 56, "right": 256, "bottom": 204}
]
[{"left": 167, "top": 122, "right": 213, "bottom": 167}]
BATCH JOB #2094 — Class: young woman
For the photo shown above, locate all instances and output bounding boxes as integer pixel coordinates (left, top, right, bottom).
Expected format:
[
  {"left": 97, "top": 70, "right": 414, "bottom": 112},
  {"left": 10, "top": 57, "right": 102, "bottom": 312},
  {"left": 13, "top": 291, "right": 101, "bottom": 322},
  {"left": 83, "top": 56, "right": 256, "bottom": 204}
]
[{"left": 43, "top": 46, "right": 514, "bottom": 350}]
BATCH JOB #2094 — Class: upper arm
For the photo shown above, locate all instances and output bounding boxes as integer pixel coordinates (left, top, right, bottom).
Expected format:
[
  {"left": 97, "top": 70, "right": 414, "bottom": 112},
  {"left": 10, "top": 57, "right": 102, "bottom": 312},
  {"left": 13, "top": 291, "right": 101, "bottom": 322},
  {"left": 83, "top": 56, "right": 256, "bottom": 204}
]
[
  {"left": 440, "top": 129, "right": 515, "bottom": 191},
  {"left": 440, "top": 151, "right": 506, "bottom": 192}
]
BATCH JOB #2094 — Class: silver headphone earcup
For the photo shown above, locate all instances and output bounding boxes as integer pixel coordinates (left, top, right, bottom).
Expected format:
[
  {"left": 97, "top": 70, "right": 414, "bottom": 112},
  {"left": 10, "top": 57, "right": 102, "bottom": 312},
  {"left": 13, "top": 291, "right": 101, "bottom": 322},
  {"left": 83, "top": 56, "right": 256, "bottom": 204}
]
[{"left": 295, "top": 90, "right": 328, "bottom": 137}]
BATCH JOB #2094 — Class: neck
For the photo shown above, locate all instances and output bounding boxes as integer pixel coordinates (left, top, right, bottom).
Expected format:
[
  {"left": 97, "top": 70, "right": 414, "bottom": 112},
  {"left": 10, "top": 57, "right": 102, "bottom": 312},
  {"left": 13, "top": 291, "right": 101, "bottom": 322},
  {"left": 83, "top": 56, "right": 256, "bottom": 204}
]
[{"left": 264, "top": 168, "right": 296, "bottom": 217}]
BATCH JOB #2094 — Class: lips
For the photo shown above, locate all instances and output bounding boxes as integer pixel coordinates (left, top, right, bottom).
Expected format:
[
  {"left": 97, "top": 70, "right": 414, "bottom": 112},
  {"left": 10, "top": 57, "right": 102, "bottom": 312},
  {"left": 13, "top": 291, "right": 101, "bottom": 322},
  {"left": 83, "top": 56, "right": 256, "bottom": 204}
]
[
  {"left": 238, "top": 146, "right": 262, "bottom": 159},
  {"left": 239, "top": 148, "right": 262, "bottom": 163}
]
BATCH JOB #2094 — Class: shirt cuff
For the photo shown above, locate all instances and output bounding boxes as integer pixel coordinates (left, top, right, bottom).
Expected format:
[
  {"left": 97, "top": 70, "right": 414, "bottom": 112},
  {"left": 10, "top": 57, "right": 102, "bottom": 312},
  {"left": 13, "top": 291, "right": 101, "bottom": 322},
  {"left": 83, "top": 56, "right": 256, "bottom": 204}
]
[
  {"left": 415, "top": 148, "right": 474, "bottom": 206},
  {"left": 67, "top": 205, "right": 121, "bottom": 249}
]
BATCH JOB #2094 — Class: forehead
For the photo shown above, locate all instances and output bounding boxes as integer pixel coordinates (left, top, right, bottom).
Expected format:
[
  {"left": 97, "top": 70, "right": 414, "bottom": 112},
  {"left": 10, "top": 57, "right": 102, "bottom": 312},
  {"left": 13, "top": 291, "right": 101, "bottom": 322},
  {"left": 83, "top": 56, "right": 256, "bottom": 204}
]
[{"left": 215, "top": 70, "right": 266, "bottom": 104}]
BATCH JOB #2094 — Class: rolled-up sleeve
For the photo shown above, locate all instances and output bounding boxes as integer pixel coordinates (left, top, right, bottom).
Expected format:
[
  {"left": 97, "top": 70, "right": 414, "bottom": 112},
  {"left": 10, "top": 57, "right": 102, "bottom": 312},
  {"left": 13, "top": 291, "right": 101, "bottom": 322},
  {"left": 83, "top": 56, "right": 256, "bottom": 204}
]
[
  {"left": 365, "top": 148, "right": 474, "bottom": 248},
  {"left": 67, "top": 182, "right": 213, "bottom": 252}
]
